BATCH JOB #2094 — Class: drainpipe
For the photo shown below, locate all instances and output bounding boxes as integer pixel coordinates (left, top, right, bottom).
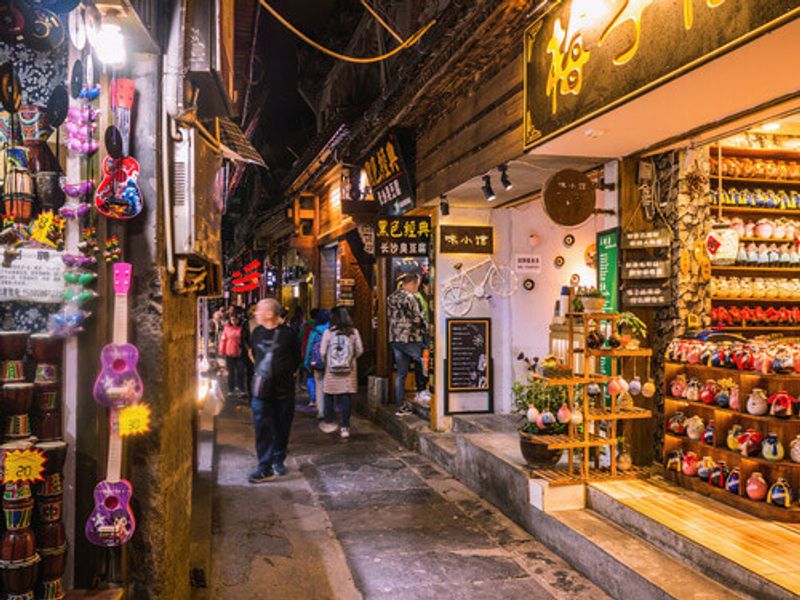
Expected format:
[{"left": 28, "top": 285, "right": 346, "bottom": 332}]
[{"left": 161, "top": 0, "right": 187, "bottom": 275}]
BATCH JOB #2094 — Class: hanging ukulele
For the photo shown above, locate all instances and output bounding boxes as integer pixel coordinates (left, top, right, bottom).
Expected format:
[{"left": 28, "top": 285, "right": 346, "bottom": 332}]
[
  {"left": 94, "top": 78, "right": 142, "bottom": 220},
  {"left": 86, "top": 263, "right": 138, "bottom": 547}
]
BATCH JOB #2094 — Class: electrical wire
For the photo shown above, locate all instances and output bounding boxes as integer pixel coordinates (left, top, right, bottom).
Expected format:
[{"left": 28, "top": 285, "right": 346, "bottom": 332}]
[{"left": 257, "top": 0, "right": 435, "bottom": 64}]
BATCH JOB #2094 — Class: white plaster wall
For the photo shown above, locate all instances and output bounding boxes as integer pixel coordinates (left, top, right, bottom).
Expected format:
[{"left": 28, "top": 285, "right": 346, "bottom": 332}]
[{"left": 435, "top": 161, "right": 619, "bottom": 423}]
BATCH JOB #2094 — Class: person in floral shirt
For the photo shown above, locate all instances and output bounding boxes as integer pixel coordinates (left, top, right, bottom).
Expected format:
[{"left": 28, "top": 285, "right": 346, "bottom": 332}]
[{"left": 387, "top": 273, "right": 425, "bottom": 415}]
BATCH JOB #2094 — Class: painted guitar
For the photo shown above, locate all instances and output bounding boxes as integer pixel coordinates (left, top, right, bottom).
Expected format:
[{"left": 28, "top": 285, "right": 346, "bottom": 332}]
[
  {"left": 94, "top": 155, "right": 143, "bottom": 220},
  {"left": 92, "top": 263, "right": 142, "bottom": 408},
  {"left": 86, "top": 263, "right": 137, "bottom": 547}
]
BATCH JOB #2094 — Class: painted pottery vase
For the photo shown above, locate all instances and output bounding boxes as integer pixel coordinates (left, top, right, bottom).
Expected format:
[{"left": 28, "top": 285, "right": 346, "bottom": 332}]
[
  {"left": 685, "top": 416, "right": 705, "bottom": 442},
  {"left": 666, "top": 450, "right": 684, "bottom": 473},
  {"left": 768, "top": 390, "right": 797, "bottom": 418},
  {"left": 697, "top": 456, "right": 715, "bottom": 482},
  {"left": 725, "top": 467, "right": 741, "bottom": 494},
  {"left": 526, "top": 406, "right": 539, "bottom": 423},
  {"left": 587, "top": 382, "right": 602, "bottom": 397},
  {"left": 617, "top": 452, "right": 632, "bottom": 471},
  {"left": 728, "top": 385, "right": 740, "bottom": 411},
  {"left": 726, "top": 424, "right": 744, "bottom": 452},
  {"left": 714, "top": 390, "right": 730, "bottom": 409},
  {"left": 682, "top": 452, "right": 699, "bottom": 477},
  {"left": 709, "top": 461, "right": 729, "bottom": 488},
  {"left": 641, "top": 380, "right": 656, "bottom": 399},
  {"left": 556, "top": 403, "right": 571, "bottom": 424},
  {"left": 628, "top": 376, "right": 642, "bottom": 396},
  {"left": 738, "top": 429, "right": 763, "bottom": 457},
  {"left": 617, "top": 377, "right": 629, "bottom": 394},
  {"left": 699, "top": 380, "right": 718, "bottom": 405},
  {"left": 684, "top": 379, "right": 701, "bottom": 401},
  {"left": 607, "top": 378, "right": 622, "bottom": 396},
  {"left": 767, "top": 478, "right": 793, "bottom": 508},
  {"left": 668, "top": 412, "right": 687, "bottom": 436},
  {"left": 762, "top": 433, "right": 785, "bottom": 462},
  {"left": 746, "top": 472, "right": 768, "bottom": 501},
  {"left": 703, "top": 421, "right": 715, "bottom": 446},
  {"left": 790, "top": 434, "right": 800, "bottom": 464},
  {"left": 570, "top": 405, "right": 583, "bottom": 426},
  {"left": 746, "top": 388, "right": 769, "bottom": 416},
  {"left": 670, "top": 375, "right": 687, "bottom": 398},
  {"left": 541, "top": 410, "right": 556, "bottom": 426}
]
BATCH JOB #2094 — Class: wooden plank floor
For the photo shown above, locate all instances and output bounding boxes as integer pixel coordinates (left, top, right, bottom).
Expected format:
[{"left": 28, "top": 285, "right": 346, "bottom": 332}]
[{"left": 592, "top": 477, "right": 800, "bottom": 594}]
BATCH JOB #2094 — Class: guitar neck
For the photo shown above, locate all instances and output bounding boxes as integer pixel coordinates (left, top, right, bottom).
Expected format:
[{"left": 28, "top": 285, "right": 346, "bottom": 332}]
[
  {"left": 107, "top": 409, "right": 123, "bottom": 483},
  {"left": 113, "top": 293, "right": 128, "bottom": 346}
]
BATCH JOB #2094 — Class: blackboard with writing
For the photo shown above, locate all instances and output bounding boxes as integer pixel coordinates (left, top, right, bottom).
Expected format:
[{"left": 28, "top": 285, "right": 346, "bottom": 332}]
[{"left": 447, "top": 319, "right": 491, "bottom": 392}]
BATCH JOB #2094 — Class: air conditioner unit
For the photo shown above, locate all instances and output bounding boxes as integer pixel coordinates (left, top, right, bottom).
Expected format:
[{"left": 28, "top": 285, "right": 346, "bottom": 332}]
[
  {"left": 187, "top": 0, "right": 235, "bottom": 116},
  {"left": 171, "top": 125, "right": 222, "bottom": 264}
]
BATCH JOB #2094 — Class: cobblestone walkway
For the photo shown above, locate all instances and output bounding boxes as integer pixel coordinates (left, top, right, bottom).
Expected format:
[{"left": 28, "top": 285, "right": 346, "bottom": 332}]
[{"left": 210, "top": 402, "right": 607, "bottom": 599}]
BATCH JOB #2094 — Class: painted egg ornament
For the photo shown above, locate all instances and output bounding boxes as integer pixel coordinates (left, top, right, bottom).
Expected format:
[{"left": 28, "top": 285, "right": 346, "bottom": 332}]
[
  {"left": 556, "top": 403, "right": 571, "bottom": 424},
  {"left": 541, "top": 410, "right": 556, "bottom": 426},
  {"left": 641, "top": 380, "right": 656, "bottom": 398},
  {"left": 628, "top": 376, "right": 642, "bottom": 396},
  {"left": 570, "top": 405, "right": 583, "bottom": 425},
  {"left": 535, "top": 413, "right": 546, "bottom": 429},
  {"left": 617, "top": 377, "right": 629, "bottom": 394},
  {"left": 587, "top": 382, "right": 602, "bottom": 397},
  {"left": 607, "top": 378, "right": 622, "bottom": 396},
  {"left": 526, "top": 406, "right": 539, "bottom": 423}
]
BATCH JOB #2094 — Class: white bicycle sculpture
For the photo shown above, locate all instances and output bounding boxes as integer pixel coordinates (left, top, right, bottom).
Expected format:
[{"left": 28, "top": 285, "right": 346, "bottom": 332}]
[{"left": 441, "top": 257, "right": 518, "bottom": 316}]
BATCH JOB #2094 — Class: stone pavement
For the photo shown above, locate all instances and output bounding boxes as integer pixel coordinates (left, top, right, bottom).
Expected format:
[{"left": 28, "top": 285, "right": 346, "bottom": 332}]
[{"left": 208, "top": 402, "right": 608, "bottom": 599}]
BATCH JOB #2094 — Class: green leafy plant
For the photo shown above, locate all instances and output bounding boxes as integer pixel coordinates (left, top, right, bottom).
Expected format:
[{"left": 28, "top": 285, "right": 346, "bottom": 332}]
[
  {"left": 578, "top": 286, "right": 603, "bottom": 298},
  {"left": 617, "top": 311, "right": 648, "bottom": 339},
  {"left": 511, "top": 376, "right": 571, "bottom": 435}
]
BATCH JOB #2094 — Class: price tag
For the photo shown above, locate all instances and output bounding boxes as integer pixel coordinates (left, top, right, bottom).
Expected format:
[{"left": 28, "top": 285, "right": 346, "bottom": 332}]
[
  {"left": 119, "top": 404, "right": 151, "bottom": 437},
  {"left": 3, "top": 449, "right": 46, "bottom": 484}
]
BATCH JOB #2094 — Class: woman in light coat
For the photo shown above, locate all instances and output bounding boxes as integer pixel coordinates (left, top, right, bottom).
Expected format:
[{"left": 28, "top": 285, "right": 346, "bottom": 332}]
[{"left": 319, "top": 306, "right": 363, "bottom": 438}]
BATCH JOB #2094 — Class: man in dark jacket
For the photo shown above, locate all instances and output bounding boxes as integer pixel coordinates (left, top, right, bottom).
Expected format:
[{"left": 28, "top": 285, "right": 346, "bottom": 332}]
[{"left": 248, "top": 298, "right": 301, "bottom": 483}]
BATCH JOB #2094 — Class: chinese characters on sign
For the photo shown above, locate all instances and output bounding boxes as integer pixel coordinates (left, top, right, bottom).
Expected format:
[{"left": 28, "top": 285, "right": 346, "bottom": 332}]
[
  {"left": 374, "top": 216, "right": 432, "bottom": 257},
  {"left": 0, "top": 248, "right": 65, "bottom": 303},
  {"left": 440, "top": 225, "right": 494, "bottom": 255},
  {"left": 361, "top": 131, "right": 415, "bottom": 216},
  {"left": 524, "top": 0, "right": 797, "bottom": 148},
  {"left": 515, "top": 254, "right": 542, "bottom": 274}
]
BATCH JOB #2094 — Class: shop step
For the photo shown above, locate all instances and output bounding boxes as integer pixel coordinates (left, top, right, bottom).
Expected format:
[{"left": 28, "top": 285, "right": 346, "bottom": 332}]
[
  {"left": 418, "top": 432, "right": 457, "bottom": 473},
  {"left": 588, "top": 481, "right": 798, "bottom": 600},
  {"left": 451, "top": 413, "right": 519, "bottom": 434}
]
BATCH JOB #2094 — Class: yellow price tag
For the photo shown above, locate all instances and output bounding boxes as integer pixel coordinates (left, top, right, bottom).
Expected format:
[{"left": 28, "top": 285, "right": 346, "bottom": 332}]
[
  {"left": 119, "top": 404, "right": 152, "bottom": 437},
  {"left": 3, "top": 449, "right": 46, "bottom": 484}
]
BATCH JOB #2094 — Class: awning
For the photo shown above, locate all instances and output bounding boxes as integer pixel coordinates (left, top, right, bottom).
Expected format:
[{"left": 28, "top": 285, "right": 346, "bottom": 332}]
[{"left": 216, "top": 117, "right": 267, "bottom": 168}]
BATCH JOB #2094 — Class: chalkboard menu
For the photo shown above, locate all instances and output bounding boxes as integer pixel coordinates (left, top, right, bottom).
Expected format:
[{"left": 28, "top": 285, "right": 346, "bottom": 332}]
[{"left": 447, "top": 318, "right": 491, "bottom": 392}]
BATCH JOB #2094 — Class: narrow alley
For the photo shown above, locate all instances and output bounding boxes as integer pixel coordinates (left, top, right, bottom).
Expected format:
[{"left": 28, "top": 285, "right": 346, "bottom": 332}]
[{"left": 207, "top": 402, "right": 606, "bottom": 600}]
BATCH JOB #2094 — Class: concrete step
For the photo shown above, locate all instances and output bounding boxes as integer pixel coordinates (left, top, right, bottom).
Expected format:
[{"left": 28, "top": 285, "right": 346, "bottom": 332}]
[
  {"left": 451, "top": 413, "right": 518, "bottom": 434},
  {"left": 588, "top": 484, "right": 794, "bottom": 600},
  {"left": 450, "top": 432, "right": 743, "bottom": 600},
  {"left": 418, "top": 432, "right": 457, "bottom": 473}
]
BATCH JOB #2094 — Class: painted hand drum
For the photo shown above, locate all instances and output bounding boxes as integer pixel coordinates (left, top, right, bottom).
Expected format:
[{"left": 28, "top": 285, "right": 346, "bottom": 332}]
[
  {"left": 3, "top": 496, "right": 34, "bottom": 532},
  {"left": 34, "top": 442, "right": 67, "bottom": 476},
  {"left": 29, "top": 335, "right": 62, "bottom": 365},
  {"left": 32, "top": 410, "right": 61, "bottom": 442},
  {"left": 0, "top": 553, "right": 40, "bottom": 596},
  {"left": 34, "top": 384, "right": 59, "bottom": 412},
  {"left": 0, "top": 332, "right": 28, "bottom": 361},
  {"left": 1, "top": 384, "right": 33, "bottom": 415}
]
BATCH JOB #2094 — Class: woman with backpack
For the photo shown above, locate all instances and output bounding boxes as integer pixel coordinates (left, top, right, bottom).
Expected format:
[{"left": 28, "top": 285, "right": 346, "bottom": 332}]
[
  {"left": 319, "top": 306, "right": 363, "bottom": 438},
  {"left": 219, "top": 313, "right": 246, "bottom": 396},
  {"left": 304, "top": 309, "right": 330, "bottom": 418}
]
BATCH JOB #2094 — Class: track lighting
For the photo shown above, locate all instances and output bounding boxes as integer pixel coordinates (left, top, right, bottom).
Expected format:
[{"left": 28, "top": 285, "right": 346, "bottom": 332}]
[
  {"left": 481, "top": 174, "right": 496, "bottom": 201},
  {"left": 499, "top": 164, "right": 512, "bottom": 190},
  {"left": 440, "top": 194, "right": 449, "bottom": 216}
]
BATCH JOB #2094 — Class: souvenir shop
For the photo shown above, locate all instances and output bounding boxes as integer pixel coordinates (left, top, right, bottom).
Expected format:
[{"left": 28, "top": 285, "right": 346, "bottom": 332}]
[
  {"left": 0, "top": 1, "right": 185, "bottom": 597},
  {"left": 505, "top": 1, "right": 800, "bottom": 597}
]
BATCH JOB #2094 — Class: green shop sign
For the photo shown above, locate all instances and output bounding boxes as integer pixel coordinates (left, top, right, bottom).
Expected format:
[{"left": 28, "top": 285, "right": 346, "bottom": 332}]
[{"left": 523, "top": 0, "right": 800, "bottom": 148}]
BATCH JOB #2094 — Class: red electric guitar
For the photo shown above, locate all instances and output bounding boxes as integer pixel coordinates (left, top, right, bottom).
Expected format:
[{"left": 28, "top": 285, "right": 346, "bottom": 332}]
[{"left": 85, "top": 263, "right": 137, "bottom": 547}]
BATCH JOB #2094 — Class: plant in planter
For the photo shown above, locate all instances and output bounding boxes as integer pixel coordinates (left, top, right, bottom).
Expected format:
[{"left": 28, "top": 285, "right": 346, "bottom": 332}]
[
  {"left": 577, "top": 286, "right": 605, "bottom": 312},
  {"left": 617, "top": 311, "right": 648, "bottom": 349},
  {"left": 512, "top": 377, "right": 574, "bottom": 467}
]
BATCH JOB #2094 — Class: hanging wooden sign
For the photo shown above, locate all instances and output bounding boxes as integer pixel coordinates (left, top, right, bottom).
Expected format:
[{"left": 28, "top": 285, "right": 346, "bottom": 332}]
[{"left": 440, "top": 225, "right": 494, "bottom": 254}]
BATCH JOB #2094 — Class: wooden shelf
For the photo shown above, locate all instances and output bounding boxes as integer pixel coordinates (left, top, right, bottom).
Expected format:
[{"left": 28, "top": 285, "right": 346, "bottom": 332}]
[
  {"left": 663, "top": 469, "right": 800, "bottom": 522},
  {"left": 533, "top": 465, "right": 650, "bottom": 486},
  {"left": 585, "top": 348, "right": 653, "bottom": 358},
  {"left": 566, "top": 312, "right": 620, "bottom": 320},
  {"left": 711, "top": 145, "right": 800, "bottom": 161},
  {"left": 711, "top": 265, "right": 800, "bottom": 274},
  {"left": 712, "top": 175, "right": 800, "bottom": 186},
  {"left": 527, "top": 433, "right": 613, "bottom": 450},
  {"left": 588, "top": 406, "right": 652, "bottom": 421},
  {"left": 664, "top": 395, "right": 799, "bottom": 424},
  {"left": 739, "top": 237, "right": 799, "bottom": 244},
  {"left": 530, "top": 374, "right": 611, "bottom": 386},
  {"left": 665, "top": 433, "right": 799, "bottom": 470},
  {"left": 712, "top": 326, "right": 800, "bottom": 332},
  {"left": 709, "top": 205, "right": 800, "bottom": 216}
]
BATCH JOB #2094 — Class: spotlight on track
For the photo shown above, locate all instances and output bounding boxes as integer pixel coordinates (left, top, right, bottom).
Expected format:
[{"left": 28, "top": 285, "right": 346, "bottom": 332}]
[{"left": 481, "top": 174, "right": 496, "bottom": 201}]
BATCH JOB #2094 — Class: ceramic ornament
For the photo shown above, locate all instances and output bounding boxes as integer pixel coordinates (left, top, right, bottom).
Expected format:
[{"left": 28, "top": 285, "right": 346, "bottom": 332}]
[
  {"left": 628, "top": 376, "right": 642, "bottom": 396},
  {"left": 641, "top": 380, "right": 656, "bottom": 398},
  {"left": 556, "top": 403, "right": 571, "bottom": 424},
  {"left": 526, "top": 406, "right": 539, "bottom": 423}
]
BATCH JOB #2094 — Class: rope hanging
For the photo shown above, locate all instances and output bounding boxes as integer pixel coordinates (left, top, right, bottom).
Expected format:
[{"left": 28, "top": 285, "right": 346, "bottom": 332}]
[{"left": 258, "top": 0, "right": 436, "bottom": 64}]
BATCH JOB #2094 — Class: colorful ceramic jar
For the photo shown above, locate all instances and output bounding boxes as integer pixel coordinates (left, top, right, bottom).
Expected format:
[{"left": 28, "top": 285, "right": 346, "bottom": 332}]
[
  {"left": 762, "top": 433, "right": 785, "bottom": 462},
  {"left": 768, "top": 390, "right": 797, "bottom": 418},
  {"left": 767, "top": 478, "right": 793, "bottom": 508},
  {"left": 703, "top": 421, "right": 715, "bottom": 446},
  {"left": 685, "top": 416, "right": 705, "bottom": 442},
  {"left": 670, "top": 375, "right": 687, "bottom": 398},
  {"left": 746, "top": 388, "right": 769, "bottom": 416},
  {"left": 789, "top": 434, "right": 800, "bottom": 464},
  {"left": 727, "top": 424, "right": 744, "bottom": 452},
  {"left": 668, "top": 412, "right": 687, "bottom": 436},
  {"left": 697, "top": 456, "right": 715, "bottom": 482},
  {"left": 709, "top": 461, "right": 729, "bottom": 488},
  {"left": 746, "top": 472, "right": 768, "bottom": 501},
  {"left": 725, "top": 468, "right": 741, "bottom": 494},
  {"left": 682, "top": 452, "right": 699, "bottom": 477},
  {"left": 738, "top": 429, "right": 763, "bottom": 457}
]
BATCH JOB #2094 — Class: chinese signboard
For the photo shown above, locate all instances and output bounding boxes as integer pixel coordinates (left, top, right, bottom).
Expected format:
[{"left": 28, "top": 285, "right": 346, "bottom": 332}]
[
  {"left": 361, "top": 131, "right": 415, "bottom": 216},
  {"left": 515, "top": 254, "right": 542, "bottom": 274},
  {"left": 340, "top": 165, "right": 378, "bottom": 218},
  {"left": 543, "top": 169, "right": 596, "bottom": 227},
  {"left": 440, "top": 225, "right": 494, "bottom": 254},
  {"left": 523, "top": 1, "right": 800, "bottom": 148},
  {"left": 374, "top": 216, "right": 432, "bottom": 257},
  {"left": 596, "top": 227, "right": 619, "bottom": 377},
  {"left": 0, "top": 248, "right": 65, "bottom": 303}
]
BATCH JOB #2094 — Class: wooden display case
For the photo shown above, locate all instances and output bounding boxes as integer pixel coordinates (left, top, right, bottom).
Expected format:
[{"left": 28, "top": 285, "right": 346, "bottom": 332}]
[{"left": 663, "top": 361, "right": 800, "bottom": 522}]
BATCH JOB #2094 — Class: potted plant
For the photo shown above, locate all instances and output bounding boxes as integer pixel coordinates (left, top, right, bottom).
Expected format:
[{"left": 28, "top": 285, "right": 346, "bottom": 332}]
[
  {"left": 617, "top": 311, "right": 648, "bottom": 349},
  {"left": 578, "top": 286, "right": 605, "bottom": 312},
  {"left": 513, "top": 377, "right": 570, "bottom": 467}
]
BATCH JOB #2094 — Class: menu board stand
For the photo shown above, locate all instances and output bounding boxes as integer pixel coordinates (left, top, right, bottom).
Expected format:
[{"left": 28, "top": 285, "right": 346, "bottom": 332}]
[{"left": 444, "top": 318, "right": 493, "bottom": 415}]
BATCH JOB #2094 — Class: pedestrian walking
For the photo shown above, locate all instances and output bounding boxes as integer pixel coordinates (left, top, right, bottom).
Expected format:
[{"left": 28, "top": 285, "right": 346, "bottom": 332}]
[
  {"left": 248, "top": 298, "right": 301, "bottom": 483},
  {"left": 241, "top": 303, "right": 258, "bottom": 397},
  {"left": 319, "top": 306, "right": 363, "bottom": 438},
  {"left": 413, "top": 273, "right": 432, "bottom": 404},
  {"left": 387, "top": 273, "right": 426, "bottom": 415},
  {"left": 304, "top": 309, "right": 330, "bottom": 418},
  {"left": 219, "top": 314, "right": 246, "bottom": 396}
]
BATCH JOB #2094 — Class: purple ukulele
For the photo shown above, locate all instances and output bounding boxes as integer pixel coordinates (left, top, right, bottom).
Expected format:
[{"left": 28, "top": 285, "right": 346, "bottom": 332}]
[
  {"left": 92, "top": 263, "right": 142, "bottom": 408},
  {"left": 86, "top": 263, "right": 137, "bottom": 547},
  {"left": 85, "top": 411, "right": 136, "bottom": 547}
]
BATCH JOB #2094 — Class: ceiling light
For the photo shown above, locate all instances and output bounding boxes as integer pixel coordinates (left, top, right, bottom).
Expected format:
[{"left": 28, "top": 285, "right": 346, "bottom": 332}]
[
  {"left": 94, "top": 12, "right": 127, "bottom": 66},
  {"left": 481, "top": 175, "right": 496, "bottom": 202},
  {"left": 439, "top": 194, "right": 449, "bottom": 216},
  {"left": 762, "top": 122, "right": 781, "bottom": 132},
  {"left": 499, "top": 164, "right": 512, "bottom": 191}
]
